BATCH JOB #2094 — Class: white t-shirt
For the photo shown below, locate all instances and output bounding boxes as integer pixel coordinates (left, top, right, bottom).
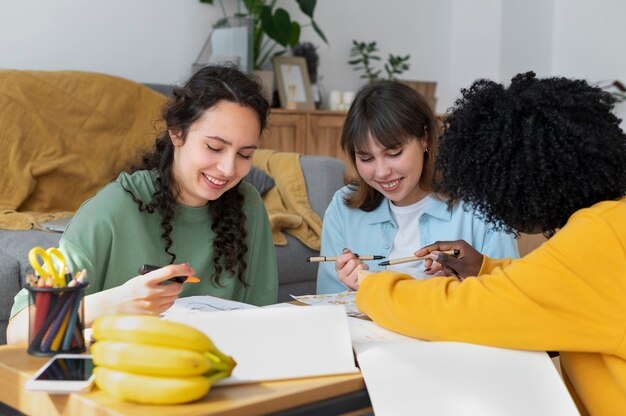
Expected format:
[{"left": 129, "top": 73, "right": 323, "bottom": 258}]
[{"left": 387, "top": 196, "right": 430, "bottom": 277}]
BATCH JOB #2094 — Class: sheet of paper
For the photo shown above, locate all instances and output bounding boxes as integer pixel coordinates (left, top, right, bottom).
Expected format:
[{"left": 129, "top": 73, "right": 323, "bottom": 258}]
[
  {"left": 161, "top": 295, "right": 258, "bottom": 317},
  {"left": 291, "top": 292, "right": 365, "bottom": 317},
  {"left": 347, "top": 317, "right": 421, "bottom": 351},
  {"left": 357, "top": 341, "right": 578, "bottom": 416},
  {"left": 165, "top": 305, "right": 359, "bottom": 385}
]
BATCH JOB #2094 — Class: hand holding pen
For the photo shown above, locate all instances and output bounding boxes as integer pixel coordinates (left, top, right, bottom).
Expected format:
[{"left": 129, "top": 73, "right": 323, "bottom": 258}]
[
  {"left": 324, "top": 249, "right": 381, "bottom": 291},
  {"left": 415, "top": 240, "right": 483, "bottom": 279},
  {"left": 115, "top": 264, "right": 196, "bottom": 315}
]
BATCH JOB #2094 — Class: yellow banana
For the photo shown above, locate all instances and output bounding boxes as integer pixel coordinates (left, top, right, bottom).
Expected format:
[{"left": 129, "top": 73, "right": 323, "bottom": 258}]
[
  {"left": 92, "top": 315, "right": 216, "bottom": 353},
  {"left": 94, "top": 367, "right": 210, "bottom": 405},
  {"left": 91, "top": 340, "right": 229, "bottom": 377}
]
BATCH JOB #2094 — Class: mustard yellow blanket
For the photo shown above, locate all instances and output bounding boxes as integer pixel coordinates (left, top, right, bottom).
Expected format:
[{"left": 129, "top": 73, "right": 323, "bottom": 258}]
[
  {"left": 253, "top": 150, "right": 322, "bottom": 250},
  {"left": 0, "top": 70, "right": 167, "bottom": 230}
]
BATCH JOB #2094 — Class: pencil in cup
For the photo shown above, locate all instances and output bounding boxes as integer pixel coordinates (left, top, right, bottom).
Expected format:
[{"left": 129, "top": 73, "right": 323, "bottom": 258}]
[
  {"left": 306, "top": 255, "right": 386, "bottom": 263},
  {"left": 26, "top": 279, "right": 88, "bottom": 357},
  {"left": 378, "top": 249, "right": 460, "bottom": 266}
]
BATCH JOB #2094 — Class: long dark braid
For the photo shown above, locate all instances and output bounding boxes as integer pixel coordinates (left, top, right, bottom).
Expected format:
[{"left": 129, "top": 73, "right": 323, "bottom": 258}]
[{"left": 125, "top": 65, "right": 269, "bottom": 285}]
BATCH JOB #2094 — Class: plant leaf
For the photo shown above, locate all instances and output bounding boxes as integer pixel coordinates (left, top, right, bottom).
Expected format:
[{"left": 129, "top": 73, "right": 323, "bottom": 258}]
[
  {"left": 289, "top": 22, "right": 301, "bottom": 48},
  {"left": 243, "top": 0, "right": 263, "bottom": 15},
  {"left": 273, "top": 8, "right": 294, "bottom": 47},
  {"left": 261, "top": 6, "right": 290, "bottom": 47},
  {"left": 296, "top": 0, "right": 316, "bottom": 18},
  {"left": 311, "top": 20, "right": 328, "bottom": 44}
]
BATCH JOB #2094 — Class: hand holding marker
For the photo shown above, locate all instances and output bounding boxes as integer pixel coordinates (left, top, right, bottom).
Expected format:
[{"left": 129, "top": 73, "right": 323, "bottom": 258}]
[{"left": 138, "top": 264, "right": 201, "bottom": 284}]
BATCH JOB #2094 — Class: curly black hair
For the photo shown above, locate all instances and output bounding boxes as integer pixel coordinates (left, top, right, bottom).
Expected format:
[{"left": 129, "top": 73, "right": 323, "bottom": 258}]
[
  {"left": 125, "top": 65, "right": 269, "bottom": 286},
  {"left": 435, "top": 71, "right": 626, "bottom": 236}
]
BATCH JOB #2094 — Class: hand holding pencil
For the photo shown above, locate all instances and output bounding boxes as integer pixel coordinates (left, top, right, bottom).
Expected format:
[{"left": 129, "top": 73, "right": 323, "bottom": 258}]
[
  {"left": 413, "top": 240, "right": 484, "bottom": 278},
  {"left": 377, "top": 250, "right": 460, "bottom": 266},
  {"left": 307, "top": 254, "right": 385, "bottom": 262},
  {"left": 318, "top": 248, "right": 377, "bottom": 291}
]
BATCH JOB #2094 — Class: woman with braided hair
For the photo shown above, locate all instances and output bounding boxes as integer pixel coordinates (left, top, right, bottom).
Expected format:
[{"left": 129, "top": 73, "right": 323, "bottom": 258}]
[
  {"left": 8, "top": 65, "right": 278, "bottom": 343},
  {"left": 357, "top": 72, "right": 626, "bottom": 414}
]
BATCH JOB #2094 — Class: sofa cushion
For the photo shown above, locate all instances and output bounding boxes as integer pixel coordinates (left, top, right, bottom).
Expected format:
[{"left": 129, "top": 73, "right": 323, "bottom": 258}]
[
  {"left": 0, "top": 251, "right": 20, "bottom": 317},
  {"left": 300, "top": 155, "right": 346, "bottom": 218},
  {"left": 0, "top": 230, "right": 63, "bottom": 284},
  {"left": 0, "top": 248, "right": 25, "bottom": 344},
  {"left": 244, "top": 166, "right": 276, "bottom": 196}
]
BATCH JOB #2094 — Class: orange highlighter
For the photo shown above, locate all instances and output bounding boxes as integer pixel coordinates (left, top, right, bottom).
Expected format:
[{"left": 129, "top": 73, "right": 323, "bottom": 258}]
[{"left": 138, "top": 264, "right": 201, "bottom": 284}]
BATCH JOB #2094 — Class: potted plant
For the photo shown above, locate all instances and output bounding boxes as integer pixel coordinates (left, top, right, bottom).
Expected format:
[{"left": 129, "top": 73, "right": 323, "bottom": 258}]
[
  {"left": 200, "top": 0, "right": 328, "bottom": 70},
  {"left": 348, "top": 40, "right": 411, "bottom": 82}
]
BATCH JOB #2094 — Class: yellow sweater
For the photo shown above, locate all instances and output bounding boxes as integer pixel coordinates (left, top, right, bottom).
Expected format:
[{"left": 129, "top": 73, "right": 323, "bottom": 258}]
[{"left": 356, "top": 198, "right": 626, "bottom": 415}]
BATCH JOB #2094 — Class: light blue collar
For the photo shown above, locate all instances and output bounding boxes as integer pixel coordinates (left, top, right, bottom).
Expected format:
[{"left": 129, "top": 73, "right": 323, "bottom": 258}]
[{"left": 366, "top": 195, "right": 453, "bottom": 224}]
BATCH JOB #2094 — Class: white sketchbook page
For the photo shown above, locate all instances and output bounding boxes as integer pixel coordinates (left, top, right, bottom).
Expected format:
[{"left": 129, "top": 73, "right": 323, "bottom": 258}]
[
  {"left": 165, "top": 305, "right": 359, "bottom": 385},
  {"left": 357, "top": 341, "right": 578, "bottom": 416},
  {"left": 161, "top": 295, "right": 258, "bottom": 317}
]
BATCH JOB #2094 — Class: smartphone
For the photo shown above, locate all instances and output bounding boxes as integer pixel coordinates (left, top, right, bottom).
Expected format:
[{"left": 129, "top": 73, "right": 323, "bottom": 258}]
[{"left": 25, "top": 354, "right": 95, "bottom": 394}]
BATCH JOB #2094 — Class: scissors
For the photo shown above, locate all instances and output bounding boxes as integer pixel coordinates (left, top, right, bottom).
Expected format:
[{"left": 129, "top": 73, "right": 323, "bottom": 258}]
[{"left": 28, "top": 247, "right": 67, "bottom": 287}]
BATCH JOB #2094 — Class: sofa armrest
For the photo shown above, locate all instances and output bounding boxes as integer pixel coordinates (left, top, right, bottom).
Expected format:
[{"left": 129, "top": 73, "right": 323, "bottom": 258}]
[
  {"left": 0, "top": 230, "right": 63, "bottom": 344},
  {"left": 0, "top": 249, "right": 21, "bottom": 344}
]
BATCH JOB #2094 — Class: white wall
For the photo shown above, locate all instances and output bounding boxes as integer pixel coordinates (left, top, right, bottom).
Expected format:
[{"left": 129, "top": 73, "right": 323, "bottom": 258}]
[
  {"left": 500, "top": 0, "right": 554, "bottom": 81},
  {"left": 553, "top": 0, "right": 626, "bottom": 80},
  {"left": 1, "top": 0, "right": 626, "bottom": 115},
  {"left": 287, "top": 0, "right": 497, "bottom": 113},
  {"left": 0, "top": 0, "right": 222, "bottom": 85},
  {"left": 552, "top": 0, "right": 626, "bottom": 125}
]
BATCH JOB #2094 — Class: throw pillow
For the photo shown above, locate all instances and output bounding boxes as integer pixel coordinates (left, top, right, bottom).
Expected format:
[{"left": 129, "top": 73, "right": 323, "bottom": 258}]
[{"left": 245, "top": 166, "right": 276, "bottom": 196}]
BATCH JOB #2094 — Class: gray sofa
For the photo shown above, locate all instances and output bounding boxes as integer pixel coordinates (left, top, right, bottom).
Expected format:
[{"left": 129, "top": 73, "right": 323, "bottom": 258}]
[{"left": 0, "top": 78, "right": 346, "bottom": 344}]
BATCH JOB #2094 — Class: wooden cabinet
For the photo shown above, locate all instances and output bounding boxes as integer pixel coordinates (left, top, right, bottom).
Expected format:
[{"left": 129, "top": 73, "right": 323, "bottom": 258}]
[{"left": 262, "top": 109, "right": 349, "bottom": 165}]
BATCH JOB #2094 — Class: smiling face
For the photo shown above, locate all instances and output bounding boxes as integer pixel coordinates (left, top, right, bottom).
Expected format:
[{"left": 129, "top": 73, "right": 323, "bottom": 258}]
[
  {"left": 170, "top": 100, "right": 260, "bottom": 207},
  {"left": 355, "top": 134, "right": 429, "bottom": 206}
]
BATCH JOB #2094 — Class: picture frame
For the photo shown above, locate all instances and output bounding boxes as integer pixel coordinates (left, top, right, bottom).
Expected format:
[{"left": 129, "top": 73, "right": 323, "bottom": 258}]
[{"left": 273, "top": 56, "right": 315, "bottom": 110}]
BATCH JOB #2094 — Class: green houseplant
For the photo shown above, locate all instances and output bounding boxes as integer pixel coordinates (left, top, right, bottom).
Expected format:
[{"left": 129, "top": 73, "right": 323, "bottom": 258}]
[
  {"left": 200, "top": 0, "right": 327, "bottom": 70},
  {"left": 348, "top": 40, "right": 410, "bottom": 82}
]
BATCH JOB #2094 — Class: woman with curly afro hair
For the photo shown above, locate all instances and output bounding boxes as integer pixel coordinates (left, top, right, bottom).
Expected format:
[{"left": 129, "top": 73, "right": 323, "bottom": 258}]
[
  {"left": 7, "top": 65, "right": 278, "bottom": 343},
  {"left": 357, "top": 72, "right": 626, "bottom": 415}
]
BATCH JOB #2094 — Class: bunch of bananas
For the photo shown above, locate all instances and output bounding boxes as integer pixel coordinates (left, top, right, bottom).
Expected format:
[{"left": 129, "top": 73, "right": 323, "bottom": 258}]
[{"left": 91, "top": 314, "right": 236, "bottom": 405}]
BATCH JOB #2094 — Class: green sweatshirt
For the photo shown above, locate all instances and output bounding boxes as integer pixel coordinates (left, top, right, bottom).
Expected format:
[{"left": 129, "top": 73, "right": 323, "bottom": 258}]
[
  {"left": 11, "top": 170, "right": 278, "bottom": 317},
  {"left": 356, "top": 198, "right": 626, "bottom": 415}
]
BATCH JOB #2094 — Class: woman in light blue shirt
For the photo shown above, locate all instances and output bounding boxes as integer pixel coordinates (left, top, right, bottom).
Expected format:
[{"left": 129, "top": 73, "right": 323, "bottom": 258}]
[{"left": 317, "top": 81, "right": 518, "bottom": 294}]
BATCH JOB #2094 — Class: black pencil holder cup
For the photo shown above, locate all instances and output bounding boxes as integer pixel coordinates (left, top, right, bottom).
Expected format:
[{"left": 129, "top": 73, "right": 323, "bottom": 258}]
[{"left": 26, "top": 283, "right": 88, "bottom": 357}]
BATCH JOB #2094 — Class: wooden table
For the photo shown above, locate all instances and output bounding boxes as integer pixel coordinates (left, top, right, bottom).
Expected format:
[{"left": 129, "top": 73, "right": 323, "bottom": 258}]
[{"left": 0, "top": 344, "right": 367, "bottom": 416}]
